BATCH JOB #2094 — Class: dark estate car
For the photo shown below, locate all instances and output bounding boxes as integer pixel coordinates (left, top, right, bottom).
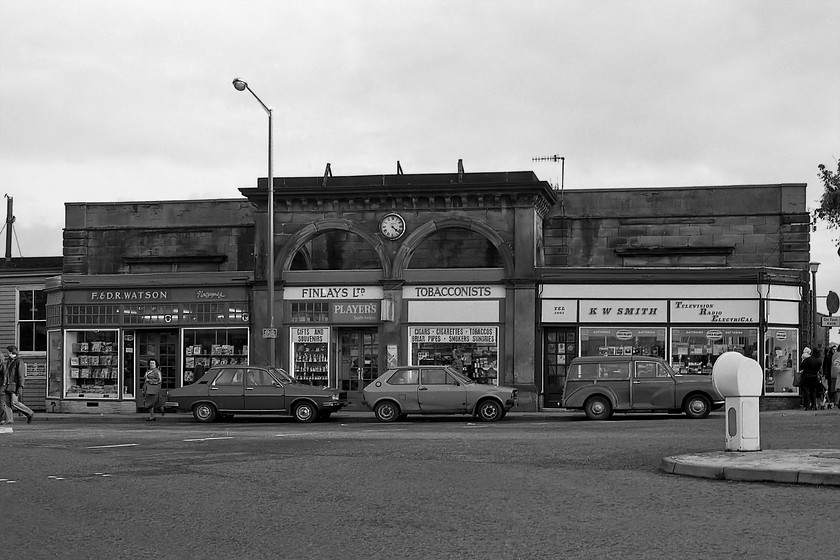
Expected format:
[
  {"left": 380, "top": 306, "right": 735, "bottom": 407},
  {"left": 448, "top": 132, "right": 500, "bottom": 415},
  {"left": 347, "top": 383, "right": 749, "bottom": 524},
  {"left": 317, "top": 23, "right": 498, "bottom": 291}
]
[
  {"left": 562, "top": 355, "right": 724, "bottom": 420},
  {"left": 166, "top": 365, "right": 348, "bottom": 423},
  {"left": 362, "top": 365, "right": 518, "bottom": 422}
]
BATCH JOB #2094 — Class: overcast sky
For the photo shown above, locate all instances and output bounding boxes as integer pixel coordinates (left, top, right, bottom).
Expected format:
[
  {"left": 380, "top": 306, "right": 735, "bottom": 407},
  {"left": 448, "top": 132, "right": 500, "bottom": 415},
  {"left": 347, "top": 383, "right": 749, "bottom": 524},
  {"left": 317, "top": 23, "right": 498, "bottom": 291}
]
[{"left": 1, "top": 0, "right": 838, "bottom": 317}]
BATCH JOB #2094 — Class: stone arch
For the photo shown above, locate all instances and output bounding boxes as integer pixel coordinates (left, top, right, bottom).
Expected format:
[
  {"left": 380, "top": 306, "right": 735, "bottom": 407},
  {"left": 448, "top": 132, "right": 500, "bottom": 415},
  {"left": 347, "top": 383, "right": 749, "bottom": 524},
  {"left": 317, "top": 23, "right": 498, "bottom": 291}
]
[
  {"left": 277, "top": 219, "right": 391, "bottom": 278},
  {"left": 392, "top": 217, "right": 514, "bottom": 279}
]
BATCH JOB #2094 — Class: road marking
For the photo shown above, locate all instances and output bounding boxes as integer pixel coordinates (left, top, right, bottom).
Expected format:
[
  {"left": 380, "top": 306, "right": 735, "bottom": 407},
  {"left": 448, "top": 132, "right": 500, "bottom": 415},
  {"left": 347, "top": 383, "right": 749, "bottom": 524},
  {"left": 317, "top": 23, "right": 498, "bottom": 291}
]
[
  {"left": 86, "top": 443, "right": 139, "bottom": 449},
  {"left": 183, "top": 436, "right": 234, "bottom": 442}
]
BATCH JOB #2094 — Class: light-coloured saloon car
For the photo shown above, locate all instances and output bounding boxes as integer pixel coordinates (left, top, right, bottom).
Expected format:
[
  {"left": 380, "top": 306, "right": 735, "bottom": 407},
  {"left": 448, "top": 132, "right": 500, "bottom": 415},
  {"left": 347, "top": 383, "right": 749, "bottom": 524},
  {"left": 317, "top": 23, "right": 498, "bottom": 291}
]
[{"left": 362, "top": 365, "right": 517, "bottom": 422}]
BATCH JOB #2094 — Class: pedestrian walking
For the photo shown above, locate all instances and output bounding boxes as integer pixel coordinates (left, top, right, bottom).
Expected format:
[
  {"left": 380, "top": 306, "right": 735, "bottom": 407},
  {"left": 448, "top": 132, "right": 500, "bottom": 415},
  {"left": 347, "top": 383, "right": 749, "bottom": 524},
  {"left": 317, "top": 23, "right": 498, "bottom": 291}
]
[
  {"left": 823, "top": 345, "right": 836, "bottom": 408},
  {"left": 800, "top": 347, "right": 823, "bottom": 411},
  {"left": 2, "top": 345, "right": 34, "bottom": 424},
  {"left": 0, "top": 360, "right": 11, "bottom": 424},
  {"left": 142, "top": 359, "right": 164, "bottom": 421}
]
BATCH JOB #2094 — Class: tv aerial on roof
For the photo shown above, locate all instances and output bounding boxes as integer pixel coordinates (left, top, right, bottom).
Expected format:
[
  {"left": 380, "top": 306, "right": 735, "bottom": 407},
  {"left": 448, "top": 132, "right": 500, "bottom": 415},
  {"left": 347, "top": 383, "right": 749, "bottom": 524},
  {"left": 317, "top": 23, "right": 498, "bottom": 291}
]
[{"left": 532, "top": 155, "right": 566, "bottom": 215}]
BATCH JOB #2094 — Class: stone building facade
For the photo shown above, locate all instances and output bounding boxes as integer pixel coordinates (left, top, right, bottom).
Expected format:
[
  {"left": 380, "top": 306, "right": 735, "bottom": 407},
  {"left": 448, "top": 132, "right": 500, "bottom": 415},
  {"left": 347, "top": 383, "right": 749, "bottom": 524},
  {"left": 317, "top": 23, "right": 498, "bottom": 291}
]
[{"left": 44, "top": 171, "right": 811, "bottom": 413}]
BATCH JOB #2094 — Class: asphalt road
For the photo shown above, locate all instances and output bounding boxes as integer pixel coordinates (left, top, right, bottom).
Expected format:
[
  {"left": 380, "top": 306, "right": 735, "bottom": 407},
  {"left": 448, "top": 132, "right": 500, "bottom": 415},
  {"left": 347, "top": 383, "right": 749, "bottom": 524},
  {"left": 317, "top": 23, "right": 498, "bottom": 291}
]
[{"left": 2, "top": 410, "right": 837, "bottom": 560}]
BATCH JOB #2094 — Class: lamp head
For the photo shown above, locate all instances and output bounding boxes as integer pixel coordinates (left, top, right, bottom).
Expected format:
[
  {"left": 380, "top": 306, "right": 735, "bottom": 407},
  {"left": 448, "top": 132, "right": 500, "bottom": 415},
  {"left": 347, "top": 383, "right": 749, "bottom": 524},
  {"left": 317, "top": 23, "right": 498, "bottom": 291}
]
[
  {"left": 809, "top": 262, "right": 820, "bottom": 273},
  {"left": 232, "top": 78, "right": 248, "bottom": 91}
]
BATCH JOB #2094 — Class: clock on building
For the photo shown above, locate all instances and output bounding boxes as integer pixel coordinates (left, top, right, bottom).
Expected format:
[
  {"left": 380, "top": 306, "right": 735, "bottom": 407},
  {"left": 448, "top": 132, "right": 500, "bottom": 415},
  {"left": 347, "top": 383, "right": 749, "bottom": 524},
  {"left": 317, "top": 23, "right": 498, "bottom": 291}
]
[{"left": 379, "top": 213, "right": 406, "bottom": 240}]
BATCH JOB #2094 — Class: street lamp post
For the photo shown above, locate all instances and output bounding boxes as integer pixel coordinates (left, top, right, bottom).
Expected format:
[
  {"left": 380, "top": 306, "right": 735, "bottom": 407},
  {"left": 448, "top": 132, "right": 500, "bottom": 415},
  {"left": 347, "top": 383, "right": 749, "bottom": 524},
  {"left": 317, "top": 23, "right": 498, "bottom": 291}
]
[
  {"left": 809, "top": 262, "right": 820, "bottom": 347},
  {"left": 233, "top": 77, "right": 276, "bottom": 366}
]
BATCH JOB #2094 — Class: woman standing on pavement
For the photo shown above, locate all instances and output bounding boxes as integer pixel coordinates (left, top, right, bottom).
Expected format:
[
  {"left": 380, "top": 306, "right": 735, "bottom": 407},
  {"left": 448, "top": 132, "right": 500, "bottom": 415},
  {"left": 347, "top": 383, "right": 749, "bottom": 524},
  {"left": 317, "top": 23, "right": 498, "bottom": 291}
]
[
  {"left": 142, "top": 359, "right": 163, "bottom": 421},
  {"left": 800, "top": 347, "right": 823, "bottom": 411}
]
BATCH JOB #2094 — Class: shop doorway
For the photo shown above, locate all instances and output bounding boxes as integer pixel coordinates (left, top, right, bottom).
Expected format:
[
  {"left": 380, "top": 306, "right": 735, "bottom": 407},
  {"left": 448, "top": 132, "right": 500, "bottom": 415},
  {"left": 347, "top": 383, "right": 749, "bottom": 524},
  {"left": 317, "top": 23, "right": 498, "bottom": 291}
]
[
  {"left": 135, "top": 329, "right": 179, "bottom": 393},
  {"left": 336, "top": 328, "right": 379, "bottom": 410},
  {"left": 543, "top": 328, "right": 577, "bottom": 408}
]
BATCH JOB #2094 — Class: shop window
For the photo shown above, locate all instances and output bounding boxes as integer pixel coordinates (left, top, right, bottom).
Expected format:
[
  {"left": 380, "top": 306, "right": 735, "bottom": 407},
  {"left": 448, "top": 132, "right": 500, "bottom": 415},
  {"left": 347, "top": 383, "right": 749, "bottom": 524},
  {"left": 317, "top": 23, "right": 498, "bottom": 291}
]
[
  {"left": 183, "top": 328, "right": 249, "bottom": 383},
  {"left": 17, "top": 288, "right": 47, "bottom": 352},
  {"left": 181, "top": 302, "right": 249, "bottom": 324},
  {"left": 763, "top": 328, "right": 799, "bottom": 394},
  {"left": 579, "top": 327, "right": 666, "bottom": 359},
  {"left": 47, "top": 330, "right": 62, "bottom": 398},
  {"left": 65, "top": 304, "right": 121, "bottom": 326},
  {"left": 291, "top": 327, "right": 330, "bottom": 385},
  {"left": 64, "top": 330, "right": 120, "bottom": 399},
  {"left": 123, "top": 304, "right": 180, "bottom": 325},
  {"left": 409, "top": 327, "right": 499, "bottom": 384},
  {"left": 290, "top": 302, "right": 330, "bottom": 323},
  {"left": 670, "top": 327, "right": 758, "bottom": 375}
]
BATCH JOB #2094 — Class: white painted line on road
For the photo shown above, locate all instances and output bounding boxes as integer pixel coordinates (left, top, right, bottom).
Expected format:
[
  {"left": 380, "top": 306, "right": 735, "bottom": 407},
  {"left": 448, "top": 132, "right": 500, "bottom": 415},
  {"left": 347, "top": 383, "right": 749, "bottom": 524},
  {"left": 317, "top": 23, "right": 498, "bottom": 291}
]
[
  {"left": 183, "top": 436, "right": 234, "bottom": 442},
  {"left": 86, "top": 443, "right": 140, "bottom": 449}
]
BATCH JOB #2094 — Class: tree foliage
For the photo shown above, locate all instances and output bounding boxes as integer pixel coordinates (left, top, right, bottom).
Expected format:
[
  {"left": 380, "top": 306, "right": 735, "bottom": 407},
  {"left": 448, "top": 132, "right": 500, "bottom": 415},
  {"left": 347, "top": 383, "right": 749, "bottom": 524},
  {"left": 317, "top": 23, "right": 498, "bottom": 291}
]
[{"left": 813, "top": 160, "right": 840, "bottom": 246}]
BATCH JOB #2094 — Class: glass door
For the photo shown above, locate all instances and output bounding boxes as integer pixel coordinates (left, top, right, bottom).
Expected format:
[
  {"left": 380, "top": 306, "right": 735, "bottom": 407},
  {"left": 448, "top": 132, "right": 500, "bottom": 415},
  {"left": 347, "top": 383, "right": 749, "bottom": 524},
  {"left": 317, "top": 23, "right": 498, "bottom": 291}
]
[
  {"left": 543, "top": 328, "right": 577, "bottom": 408},
  {"left": 336, "top": 328, "right": 378, "bottom": 410},
  {"left": 136, "top": 329, "right": 179, "bottom": 398}
]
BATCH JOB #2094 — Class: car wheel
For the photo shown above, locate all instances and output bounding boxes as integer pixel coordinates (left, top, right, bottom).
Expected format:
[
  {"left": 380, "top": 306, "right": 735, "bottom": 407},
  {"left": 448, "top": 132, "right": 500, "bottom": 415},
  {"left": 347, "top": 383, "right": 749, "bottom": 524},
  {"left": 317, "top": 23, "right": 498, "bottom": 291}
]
[
  {"left": 193, "top": 402, "right": 217, "bottom": 423},
  {"left": 584, "top": 396, "right": 612, "bottom": 420},
  {"left": 476, "top": 399, "right": 503, "bottom": 422},
  {"left": 684, "top": 394, "right": 711, "bottom": 419},
  {"left": 293, "top": 401, "right": 317, "bottom": 423},
  {"left": 374, "top": 401, "right": 400, "bottom": 422}
]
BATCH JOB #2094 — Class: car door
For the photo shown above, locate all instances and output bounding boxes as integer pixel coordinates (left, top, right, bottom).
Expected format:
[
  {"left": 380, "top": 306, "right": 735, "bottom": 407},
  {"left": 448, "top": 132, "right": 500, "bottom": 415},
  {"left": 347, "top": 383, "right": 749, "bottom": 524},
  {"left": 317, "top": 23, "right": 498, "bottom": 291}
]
[
  {"left": 417, "top": 368, "right": 468, "bottom": 413},
  {"left": 631, "top": 361, "right": 676, "bottom": 408},
  {"left": 244, "top": 368, "right": 286, "bottom": 412},
  {"left": 209, "top": 367, "right": 245, "bottom": 411}
]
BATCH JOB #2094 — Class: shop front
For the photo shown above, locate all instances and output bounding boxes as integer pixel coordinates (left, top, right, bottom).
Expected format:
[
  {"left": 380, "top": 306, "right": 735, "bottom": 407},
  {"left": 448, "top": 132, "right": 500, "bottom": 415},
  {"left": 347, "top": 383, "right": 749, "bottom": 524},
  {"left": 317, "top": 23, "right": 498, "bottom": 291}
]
[
  {"left": 46, "top": 281, "right": 251, "bottom": 414},
  {"left": 282, "top": 285, "right": 383, "bottom": 409},
  {"left": 404, "top": 284, "right": 505, "bottom": 385},
  {"left": 539, "top": 282, "right": 802, "bottom": 408}
]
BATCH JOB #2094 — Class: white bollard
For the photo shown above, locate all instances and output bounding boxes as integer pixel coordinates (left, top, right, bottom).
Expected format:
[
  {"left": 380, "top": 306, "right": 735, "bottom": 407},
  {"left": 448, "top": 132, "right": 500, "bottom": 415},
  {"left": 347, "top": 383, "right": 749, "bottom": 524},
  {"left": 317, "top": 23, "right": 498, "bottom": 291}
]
[{"left": 711, "top": 351, "right": 763, "bottom": 452}]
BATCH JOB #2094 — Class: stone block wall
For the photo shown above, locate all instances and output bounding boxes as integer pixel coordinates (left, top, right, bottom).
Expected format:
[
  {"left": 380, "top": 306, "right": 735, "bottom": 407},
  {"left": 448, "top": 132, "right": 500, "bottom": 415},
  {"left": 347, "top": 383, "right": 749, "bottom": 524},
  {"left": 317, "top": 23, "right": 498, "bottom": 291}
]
[
  {"left": 543, "top": 184, "right": 810, "bottom": 270},
  {"left": 63, "top": 199, "right": 254, "bottom": 274}
]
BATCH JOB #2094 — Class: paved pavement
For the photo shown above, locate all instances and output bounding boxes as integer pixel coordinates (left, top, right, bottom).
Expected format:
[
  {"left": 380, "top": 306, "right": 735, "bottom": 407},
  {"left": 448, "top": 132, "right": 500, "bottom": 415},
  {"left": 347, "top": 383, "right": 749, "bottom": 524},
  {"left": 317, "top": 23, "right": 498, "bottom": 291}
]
[
  {"left": 4, "top": 408, "right": 839, "bottom": 486},
  {"left": 661, "top": 448, "right": 840, "bottom": 487}
]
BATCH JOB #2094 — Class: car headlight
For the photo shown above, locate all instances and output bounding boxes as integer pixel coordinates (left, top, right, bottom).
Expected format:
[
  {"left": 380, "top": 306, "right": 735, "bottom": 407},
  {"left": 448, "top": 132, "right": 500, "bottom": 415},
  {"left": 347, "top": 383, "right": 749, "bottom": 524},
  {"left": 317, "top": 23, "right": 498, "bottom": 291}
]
[{"left": 330, "top": 393, "right": 340, "bottom": 401}]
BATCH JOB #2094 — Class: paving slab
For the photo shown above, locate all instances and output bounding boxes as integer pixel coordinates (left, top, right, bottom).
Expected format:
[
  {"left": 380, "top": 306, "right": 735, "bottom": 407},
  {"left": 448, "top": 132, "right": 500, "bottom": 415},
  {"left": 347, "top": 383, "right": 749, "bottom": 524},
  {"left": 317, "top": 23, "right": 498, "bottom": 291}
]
[{"left": 661, "top": 449, "right": 840, "bottom": 486}]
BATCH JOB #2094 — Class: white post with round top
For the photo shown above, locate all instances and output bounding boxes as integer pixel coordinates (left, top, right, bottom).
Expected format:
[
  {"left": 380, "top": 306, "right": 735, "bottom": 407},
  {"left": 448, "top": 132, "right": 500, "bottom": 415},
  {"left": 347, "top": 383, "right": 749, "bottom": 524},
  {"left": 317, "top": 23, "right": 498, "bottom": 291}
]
[{"left": 711, "top": 351, "right": 763, "bottom": 452}]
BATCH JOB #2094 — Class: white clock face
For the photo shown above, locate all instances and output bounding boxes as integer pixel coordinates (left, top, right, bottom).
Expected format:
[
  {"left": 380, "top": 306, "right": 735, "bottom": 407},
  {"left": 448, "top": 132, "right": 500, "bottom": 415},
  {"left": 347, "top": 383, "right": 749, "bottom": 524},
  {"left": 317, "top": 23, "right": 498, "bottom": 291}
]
[{"left": 380, "top": 213, "right": 405, "bottom": 239}]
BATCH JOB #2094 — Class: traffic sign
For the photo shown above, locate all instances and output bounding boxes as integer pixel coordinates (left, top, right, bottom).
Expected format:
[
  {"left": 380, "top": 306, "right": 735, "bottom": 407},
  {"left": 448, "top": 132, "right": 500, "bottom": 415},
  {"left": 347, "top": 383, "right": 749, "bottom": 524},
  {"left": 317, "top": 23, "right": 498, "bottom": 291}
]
[
  {"left": 262, "top": 328, "right": 278, "bottom": 339},
  {"left": 822, "top": 316, "right": 839, "bottom": 328},
  {"left": 827, "top": 291, "right": 839, "bottom": 315}
]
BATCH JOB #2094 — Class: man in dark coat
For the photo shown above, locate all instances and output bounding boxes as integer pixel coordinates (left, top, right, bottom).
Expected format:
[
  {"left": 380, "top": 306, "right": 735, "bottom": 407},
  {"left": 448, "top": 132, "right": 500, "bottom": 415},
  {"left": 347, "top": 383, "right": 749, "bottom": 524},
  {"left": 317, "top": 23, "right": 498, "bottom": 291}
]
[
  {"left": 800, "top": 347, "right": 823, "bottom": 411},
  {"left": 2, "top": 345, "right": 34, "bottom": 424}
]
